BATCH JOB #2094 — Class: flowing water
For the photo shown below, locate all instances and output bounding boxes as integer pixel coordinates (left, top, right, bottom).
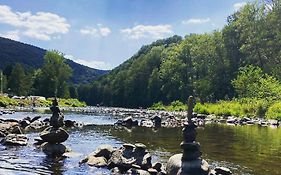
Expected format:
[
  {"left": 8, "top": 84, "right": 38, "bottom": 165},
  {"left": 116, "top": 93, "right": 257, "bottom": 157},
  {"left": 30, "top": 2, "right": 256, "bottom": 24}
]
[{"left": 0, "top": 112, "right": 280, "bottom": 175}]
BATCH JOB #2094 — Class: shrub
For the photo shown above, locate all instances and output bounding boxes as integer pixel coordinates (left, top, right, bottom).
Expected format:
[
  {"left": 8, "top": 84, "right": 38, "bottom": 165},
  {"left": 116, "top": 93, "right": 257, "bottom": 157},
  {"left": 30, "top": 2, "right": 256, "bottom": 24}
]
[{"left": 266, "top": 102, "right": 281, "bottom": 120}]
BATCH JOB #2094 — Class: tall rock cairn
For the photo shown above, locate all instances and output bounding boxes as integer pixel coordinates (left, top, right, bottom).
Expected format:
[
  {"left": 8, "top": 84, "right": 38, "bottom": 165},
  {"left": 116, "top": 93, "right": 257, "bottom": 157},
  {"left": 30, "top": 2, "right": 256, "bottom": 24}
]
[
  {"left": 39, "top": 98, "right": 70, "bottom": 157},
  {"left": 166, "top": 96, "right": 211, "bottom": 175}
]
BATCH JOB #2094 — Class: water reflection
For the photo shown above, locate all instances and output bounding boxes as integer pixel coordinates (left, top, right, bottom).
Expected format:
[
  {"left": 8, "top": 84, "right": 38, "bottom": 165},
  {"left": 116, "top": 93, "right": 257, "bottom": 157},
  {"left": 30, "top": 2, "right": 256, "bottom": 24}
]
[
  {"left": 0, "top": 112, "right": 280, "bottom": 175},
  {"left": 94, "top": 124, "right": 281, "bottom": 175}
]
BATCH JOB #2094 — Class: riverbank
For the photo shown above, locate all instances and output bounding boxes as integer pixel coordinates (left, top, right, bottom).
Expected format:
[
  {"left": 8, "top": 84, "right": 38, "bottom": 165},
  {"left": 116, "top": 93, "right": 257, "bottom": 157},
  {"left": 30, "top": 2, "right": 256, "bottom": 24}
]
[
  {"left": 3, "top": 105, "right": 279, "bottom": 129},
  {"left": 0, "top": 95, "right": 86, "bottom": 108},
  {"left": 150, "top": 98, "right": 281, "bottom": 121}
]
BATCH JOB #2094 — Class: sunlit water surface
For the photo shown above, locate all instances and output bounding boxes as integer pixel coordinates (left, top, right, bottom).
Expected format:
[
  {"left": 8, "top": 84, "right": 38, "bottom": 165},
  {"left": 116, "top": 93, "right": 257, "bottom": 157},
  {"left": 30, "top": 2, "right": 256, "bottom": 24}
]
[{"left": 0, "top": 112, "right": 280, "bottom": 175}]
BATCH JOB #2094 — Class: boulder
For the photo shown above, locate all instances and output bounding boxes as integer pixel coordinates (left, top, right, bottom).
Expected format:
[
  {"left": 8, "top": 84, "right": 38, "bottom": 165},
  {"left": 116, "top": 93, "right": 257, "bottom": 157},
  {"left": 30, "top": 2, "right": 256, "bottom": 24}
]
[
  {"left": 214, "top": 167, "right": 232, "bottom": 175},
  {"left": 166, "top": 153, "right": 210, "bottom": 175},
  {"left": 108, "top": 149, "right": 136, "bottom": 172},
  {"left": 92, "top": 144, "right": 114, "bottom": 160},
  {"left": 134, "top": 143, "right": 152, "bottom": 170},
  {"left": 152, "top": 162, "right": 163, "bottom": 172},
  {"left": 10, "top": 126, "right": 23, "bottom": 134},
  {"left": 1, "top": 134, "right": 28, "bottom": 146},
  {"left": 40, "top": 127, "right": 69, "bottom": 144},
  {"left": 122, "top": 143, "right": 135, "bottom": 159},
  {"left": 151, "top": 115, "right": 161, "bottom": 127},
  {"left": 41, "top": 142, "right": 69, "bottom": 157},
  {"left": 64, "top": 120, "right": 76, "bottom": 127},
  {"left": 19, "top": 120, "right": 30, "bottom": 128},
  {"left": 87, "top": 156, "right": 108, "bottom": 167},
  {"left": 127, "top": 168, "right": 150, "bottom": 175},
  {"left": 30, "top": 116, "right": 41, "bottom": 123},
  {"left": 29, "top": 120, "right": 45, "bottom": 130}
]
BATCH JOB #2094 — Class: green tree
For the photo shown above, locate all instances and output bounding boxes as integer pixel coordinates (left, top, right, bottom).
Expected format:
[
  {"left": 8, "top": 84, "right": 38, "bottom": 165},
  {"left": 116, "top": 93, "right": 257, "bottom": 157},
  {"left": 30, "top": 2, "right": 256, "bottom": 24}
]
[
  {"left": 35, "top": 51, "right": 72, "bottom": 98},
  {"left": 7, "top": 63, "right": 31, "bottom": 96},
  {"left": 232, "top": 65, "right": 281, "bottom": 100}
]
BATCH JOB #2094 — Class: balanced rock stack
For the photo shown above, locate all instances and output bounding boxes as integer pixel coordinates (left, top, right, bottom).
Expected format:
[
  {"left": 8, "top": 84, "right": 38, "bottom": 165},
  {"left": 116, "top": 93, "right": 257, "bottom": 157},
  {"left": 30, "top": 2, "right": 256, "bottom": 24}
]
[
  {"left": 166, "top": 96, "right": 211, "bottom": 175},
  {"left": 39, "top": 99, "right": 69, "bottom": 157},
  {"left": 80, "top": 143, "right": 165, "bottom": 174}
]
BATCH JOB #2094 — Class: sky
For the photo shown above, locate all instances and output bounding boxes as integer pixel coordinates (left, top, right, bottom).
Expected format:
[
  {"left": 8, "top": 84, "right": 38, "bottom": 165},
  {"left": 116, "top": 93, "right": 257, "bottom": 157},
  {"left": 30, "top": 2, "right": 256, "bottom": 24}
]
[{"left": 0, "top": 0, "right": 253, "bottom": 70}]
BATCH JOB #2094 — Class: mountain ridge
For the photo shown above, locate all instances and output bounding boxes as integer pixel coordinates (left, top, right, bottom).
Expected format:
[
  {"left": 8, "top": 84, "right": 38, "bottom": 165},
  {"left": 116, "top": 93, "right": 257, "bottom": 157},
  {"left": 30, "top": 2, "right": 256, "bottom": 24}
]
[{"left": 0, "top": 37, "right": 109, "bottom": 84}]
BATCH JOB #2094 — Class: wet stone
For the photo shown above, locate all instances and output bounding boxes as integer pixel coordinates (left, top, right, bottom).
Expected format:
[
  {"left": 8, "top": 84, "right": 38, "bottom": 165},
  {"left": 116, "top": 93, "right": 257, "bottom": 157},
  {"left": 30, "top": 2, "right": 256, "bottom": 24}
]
[{"left": 1, "top": 134, "right": 28, "bottom": 146}]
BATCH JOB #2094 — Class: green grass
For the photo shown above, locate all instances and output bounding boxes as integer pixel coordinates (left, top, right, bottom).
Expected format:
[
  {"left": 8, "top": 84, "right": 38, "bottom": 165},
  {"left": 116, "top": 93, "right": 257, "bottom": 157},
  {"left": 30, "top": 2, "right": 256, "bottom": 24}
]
[
  {"left": 0, "top": 95, "right": 86, "bottom": 108},
  {"left": 150, "top": 100, "right": 187, "bottom": 111},
  {"left": 0, "top": 95, "right": 18, "bottom": 107},
  {"left": 150, "top": 98, "right": 280, "bottom": 120}
]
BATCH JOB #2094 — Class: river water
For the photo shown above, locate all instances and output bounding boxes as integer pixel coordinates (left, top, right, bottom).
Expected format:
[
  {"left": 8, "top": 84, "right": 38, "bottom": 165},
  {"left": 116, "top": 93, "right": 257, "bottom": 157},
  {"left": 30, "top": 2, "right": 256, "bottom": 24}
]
[{"left": 0, "top": 112, "right": 280, "bottom": 175}]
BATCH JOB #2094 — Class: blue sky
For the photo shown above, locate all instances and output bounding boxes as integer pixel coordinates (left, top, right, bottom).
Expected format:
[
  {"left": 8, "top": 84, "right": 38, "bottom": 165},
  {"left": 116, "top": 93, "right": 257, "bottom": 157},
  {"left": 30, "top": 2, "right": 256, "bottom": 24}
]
[{"left": 0, "top": 0, "right": 252, "bottom": 70}]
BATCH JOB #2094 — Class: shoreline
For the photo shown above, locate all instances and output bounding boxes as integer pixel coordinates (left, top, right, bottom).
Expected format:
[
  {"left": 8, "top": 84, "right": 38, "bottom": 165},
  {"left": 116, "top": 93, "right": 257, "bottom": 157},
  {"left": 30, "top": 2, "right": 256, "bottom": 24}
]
[{"left": 1, "top": 106, "right": 280, "bottom": 128}]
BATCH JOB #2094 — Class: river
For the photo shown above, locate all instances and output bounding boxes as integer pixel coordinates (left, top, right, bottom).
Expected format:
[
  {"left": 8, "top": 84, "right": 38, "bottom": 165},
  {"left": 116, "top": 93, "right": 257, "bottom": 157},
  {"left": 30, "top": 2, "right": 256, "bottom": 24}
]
[{"left": 0, "top": 112, "right": 280, "bottom": 175}]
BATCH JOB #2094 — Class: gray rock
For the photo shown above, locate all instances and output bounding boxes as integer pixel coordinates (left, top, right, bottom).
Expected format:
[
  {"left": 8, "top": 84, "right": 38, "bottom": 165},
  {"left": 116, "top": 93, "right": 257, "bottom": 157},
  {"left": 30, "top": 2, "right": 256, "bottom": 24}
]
[
  {"left": 10, "top": 126, "right": 23, "bottom": 134},
  {"left": 40, "top": 126, "right": 69, "bottom": 144},
  {"left": 108, "top": 149, "right": 136, "bottom": 172},
  {"left": 152, "top": 162, "right": 163, "bottom": 172},
  {"left": 87, "top": 156, "right": 108, "bottom": 167},
  {"left": 1, "top": 134, "right": 28, "bottom": 146},
  {"left": 41, "top": 142, "right": 68, "bottom": 157},
  {"left": 92, "top": 144, "right": 114, "bottom": 160},
  {"left": 30, "top": 116, "right": 41, "bottom": 123},
  {"left": 214, "top": 167, "right": 232, "bottom": 175},
  {"left": 166, "top": 153, "right": 210, "bottom": 175}
]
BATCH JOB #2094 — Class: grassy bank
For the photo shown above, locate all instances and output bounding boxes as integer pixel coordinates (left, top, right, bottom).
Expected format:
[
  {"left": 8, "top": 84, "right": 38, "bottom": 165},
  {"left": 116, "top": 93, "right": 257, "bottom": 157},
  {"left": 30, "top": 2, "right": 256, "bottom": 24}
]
[
  {"left": 150, "top": 98, "right": 281, "bottom": 120},
  {"left": 0, "top": 95, "right": 86, "bottom": 108}
]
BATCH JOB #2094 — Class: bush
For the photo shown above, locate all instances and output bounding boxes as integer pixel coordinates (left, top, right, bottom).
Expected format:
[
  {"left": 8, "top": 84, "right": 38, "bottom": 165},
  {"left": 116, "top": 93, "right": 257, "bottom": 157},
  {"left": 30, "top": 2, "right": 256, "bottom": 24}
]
[
  {"left": 150, "top": 102, "right": 166, "bottom": 110},
  {"left": 266, "top": 102, "right": 281, "bottom": 120},
  {"left": 0, "top": 96, "right": 18, "bottom": 107}
]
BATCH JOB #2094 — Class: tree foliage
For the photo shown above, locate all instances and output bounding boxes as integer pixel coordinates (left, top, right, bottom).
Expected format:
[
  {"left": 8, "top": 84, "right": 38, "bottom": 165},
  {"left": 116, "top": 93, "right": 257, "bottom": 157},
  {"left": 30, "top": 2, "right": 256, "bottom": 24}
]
[
  {"left": 76, "top": 1, "right": 281, "bottom": 108},
  {"left": 34, "top": 51, "right": 72, "bottom": 98}
]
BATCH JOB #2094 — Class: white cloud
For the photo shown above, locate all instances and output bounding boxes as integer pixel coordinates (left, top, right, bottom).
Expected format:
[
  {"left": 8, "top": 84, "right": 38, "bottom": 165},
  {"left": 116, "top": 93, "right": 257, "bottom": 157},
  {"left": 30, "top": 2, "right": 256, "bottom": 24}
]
[
  {"left": 121, "top": 24, "right": 173, "bottom": 39},
  {"left": 233, "top": 2, "right": 247, "bottom": 11},
  {"left": 99, "top": 27, "right": 111, "bottom": 37},
  {"left": 80, "top": 25, "right": 111, "bottom": 37},
  {"left": 182, "top": 18, "right": 210, "bottom": 25},
  {"left": 65, "top": 55, "right": 112, "bottom": 70},
  {"left": 0, "top": 30, "right": 20, "bottom": 41},
  {"left": 0, "top": 5, "right": 70, "bottom": 40},
  {"left": 80, "top": 27, "right": 98, "bottom": 36}
]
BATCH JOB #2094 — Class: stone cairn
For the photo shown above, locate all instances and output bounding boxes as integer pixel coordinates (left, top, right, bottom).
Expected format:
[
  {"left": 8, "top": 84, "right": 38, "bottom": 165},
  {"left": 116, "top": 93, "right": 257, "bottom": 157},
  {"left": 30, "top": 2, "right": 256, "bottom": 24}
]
[
  {"left": 166, "top": 96, "right": 211, "bottom": 175},
  {"left": 39, "top": 98, "right": 70, "bottom": 157}
]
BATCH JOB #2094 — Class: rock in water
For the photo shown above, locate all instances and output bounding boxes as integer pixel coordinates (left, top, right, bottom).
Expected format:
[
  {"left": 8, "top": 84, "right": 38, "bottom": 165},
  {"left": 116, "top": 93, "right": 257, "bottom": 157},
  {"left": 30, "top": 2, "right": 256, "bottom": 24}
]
[
  {"left": 87, "top": 156, "right": 108, "bottom": 167},
  {"left": 40, "top": 127, "right": 69, "bottom": 144},
  {"left": 1, "top": 134, "right": 28, "bottom": 146},
  {"left": 41, "top": 142, "right": 68, "bottom": 157},
  {"left": 214, "top": 167, "right": 232, "bottom": 175}
]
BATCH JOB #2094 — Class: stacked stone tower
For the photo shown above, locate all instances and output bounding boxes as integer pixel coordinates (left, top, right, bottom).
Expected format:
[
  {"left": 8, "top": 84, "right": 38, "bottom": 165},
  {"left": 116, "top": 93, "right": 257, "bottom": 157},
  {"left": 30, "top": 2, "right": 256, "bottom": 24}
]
[
  {"left": 166, "top": 96, "right": 210, "bottom": 175},
  {"left": 39, "top": 98, "right": 70, "bottom": 157}
]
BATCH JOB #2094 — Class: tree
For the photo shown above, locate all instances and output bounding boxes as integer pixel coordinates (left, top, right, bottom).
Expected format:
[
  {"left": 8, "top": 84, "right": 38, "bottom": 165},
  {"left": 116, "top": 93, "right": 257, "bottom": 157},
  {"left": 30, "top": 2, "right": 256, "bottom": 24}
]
[
  {"left": 232, "top": 65, "right": 281, "bottom": 100},
  {"left": 35, "top": 51, "right": 72, "bottom": 98},
  {"left": 7, "top": 63, "right": 31, "bottom": 96}
]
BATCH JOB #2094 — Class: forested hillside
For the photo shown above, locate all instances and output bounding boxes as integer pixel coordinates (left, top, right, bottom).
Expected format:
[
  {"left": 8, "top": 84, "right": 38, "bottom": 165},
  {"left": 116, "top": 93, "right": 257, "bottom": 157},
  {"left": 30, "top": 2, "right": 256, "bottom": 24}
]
[
  {"left": 78, "top": 1, "right": 281, "bottom": 108},
  {"left": 0, "top": 37, "right": 108, "bottom": 84}
]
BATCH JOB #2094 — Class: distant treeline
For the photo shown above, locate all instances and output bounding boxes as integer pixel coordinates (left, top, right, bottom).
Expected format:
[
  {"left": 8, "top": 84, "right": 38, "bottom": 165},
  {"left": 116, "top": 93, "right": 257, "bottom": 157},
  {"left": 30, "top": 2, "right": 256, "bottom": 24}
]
[{"left": 77, "top": 1, "right": 281, "bottom": 108}]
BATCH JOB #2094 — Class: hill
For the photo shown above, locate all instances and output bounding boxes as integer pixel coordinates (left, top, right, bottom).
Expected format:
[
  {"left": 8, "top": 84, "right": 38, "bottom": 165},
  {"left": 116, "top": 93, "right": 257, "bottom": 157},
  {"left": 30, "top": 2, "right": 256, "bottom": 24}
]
[
  {"left": 78, "top": 2, "right": 281, "bottom": 108},
  {"left": 0, "top": 37, "right": 108, "bottom": 84}
]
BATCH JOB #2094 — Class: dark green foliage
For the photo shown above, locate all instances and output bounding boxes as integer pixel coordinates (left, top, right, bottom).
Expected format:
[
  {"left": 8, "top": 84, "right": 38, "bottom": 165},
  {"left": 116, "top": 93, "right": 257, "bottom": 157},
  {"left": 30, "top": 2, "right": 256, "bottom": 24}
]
[
  {"left": 0, "top": 37, "right": 108, "bottom": 84},
  {"left": 7, "top": 63, "right": 32, "bottom": 96},
  {"left": 34, "top": 51, "right": 72, "bottom": 98},
  {"left": 77, "top": 1, "right": 281, "bottom": 108}
]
